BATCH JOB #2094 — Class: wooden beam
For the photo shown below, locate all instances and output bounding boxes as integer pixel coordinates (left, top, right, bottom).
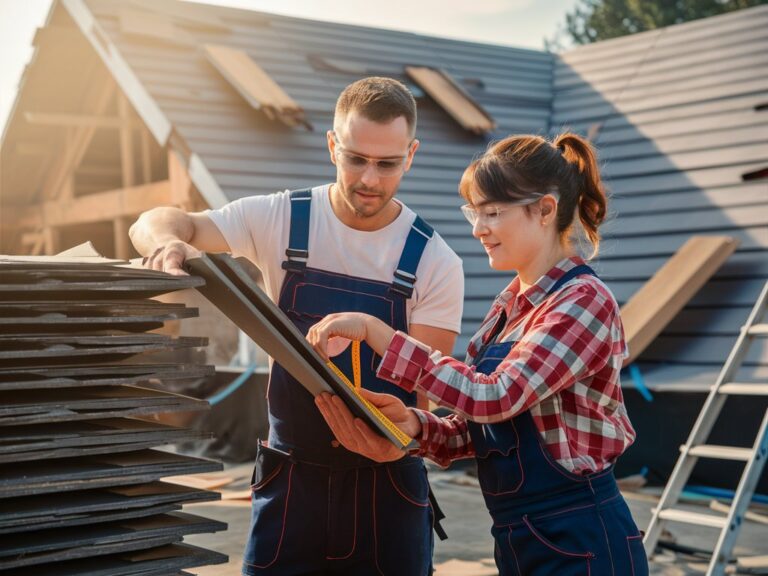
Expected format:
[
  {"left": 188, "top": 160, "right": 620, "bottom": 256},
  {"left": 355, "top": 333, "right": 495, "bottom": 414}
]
[
  {"left": 23, "top": 112, "right": 135, "bottom": 129},
  {"left": 43, "top": 227, "right": 61, "bottom": 255},
  {"left": 6, "top": 180, "right": 172, "bottom": 229},
  {"left": 118, "top": 94, "right": 135, "bottom": 189},
  {"left": 40, "top": 80, "right": 116, "bottom": 202},
  {"left": 14, "top": 142, "right": 49, "bottom": 156},
  {"left": 140, "top": 127, "right": 152, "bottom": 183},
  {"left": 113, "top": 216, "right": 131, "bottom": 259},
  {"left": 168, "top": 149, "right": 192, "bottom": 207},
  {"left": 33, "top": 26, "right": 85, "bottom": 50}
]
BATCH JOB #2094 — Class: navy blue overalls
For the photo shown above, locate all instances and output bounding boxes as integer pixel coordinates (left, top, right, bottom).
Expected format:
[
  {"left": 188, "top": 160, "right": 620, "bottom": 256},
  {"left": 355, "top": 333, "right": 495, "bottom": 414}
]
[
  {"left": 243, "top": 189, "right": 441, "bottom": 576},
  {"left": 468, "top": 265, "right": 649, "bottom": 576}
]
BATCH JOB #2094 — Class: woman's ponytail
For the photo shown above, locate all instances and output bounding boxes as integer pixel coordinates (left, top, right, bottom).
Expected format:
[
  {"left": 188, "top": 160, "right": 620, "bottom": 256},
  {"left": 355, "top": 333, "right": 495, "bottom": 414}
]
[{"left": 553, "top": 133, "right": 607, "bottom": 258}]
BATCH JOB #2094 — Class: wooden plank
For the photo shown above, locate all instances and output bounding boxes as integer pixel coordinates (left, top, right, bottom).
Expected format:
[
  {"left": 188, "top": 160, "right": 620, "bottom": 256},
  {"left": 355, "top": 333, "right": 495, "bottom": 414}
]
[
  {"left": 203, "top": 44, "right": 304, "bottom": 124},
  {"left": 5, "top": 180, "right": 172, "bottom": 230},
  {"left": 23, "top": 112, "right": 134, "bottom": 129},
  {"left": 406, "top": 66, "right": 496, "bottom": 134},
  {"left": 617, "top": 237, "right": 739, "bottom": 364}
]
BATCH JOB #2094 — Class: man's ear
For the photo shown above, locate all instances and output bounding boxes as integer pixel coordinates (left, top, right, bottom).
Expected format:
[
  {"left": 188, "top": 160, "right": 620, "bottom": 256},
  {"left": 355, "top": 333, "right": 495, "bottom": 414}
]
[
  {"left": 404, "top": 139, "right": 420, "bottom": 171},
  {"left": 327, "top": 130, "right": 337, "bottom": 166}
]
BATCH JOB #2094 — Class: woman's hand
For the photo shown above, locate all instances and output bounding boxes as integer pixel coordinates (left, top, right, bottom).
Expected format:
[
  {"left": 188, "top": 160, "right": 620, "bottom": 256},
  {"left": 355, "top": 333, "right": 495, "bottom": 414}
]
[
  {"left": 314, "top": 388, "right": 422, "bottom": 462},
  {"left": 308, "top": 313, "right": 394, "bottom": 361}
]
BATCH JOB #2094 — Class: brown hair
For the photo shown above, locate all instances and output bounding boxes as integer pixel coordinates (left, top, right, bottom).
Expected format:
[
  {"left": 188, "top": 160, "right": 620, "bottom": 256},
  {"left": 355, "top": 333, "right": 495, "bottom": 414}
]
[
  {"left": 459, "top": 132, "right": 607, "bottom": 258},
  {"left": 334, "top": 77, "right": 417, "bottom": 137}
]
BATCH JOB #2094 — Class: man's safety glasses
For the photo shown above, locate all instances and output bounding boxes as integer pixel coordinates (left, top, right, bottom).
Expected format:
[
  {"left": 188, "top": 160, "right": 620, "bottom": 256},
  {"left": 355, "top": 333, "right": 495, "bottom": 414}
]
[{"left": 333, "top": 134, "right": 410, "bottom": 177}]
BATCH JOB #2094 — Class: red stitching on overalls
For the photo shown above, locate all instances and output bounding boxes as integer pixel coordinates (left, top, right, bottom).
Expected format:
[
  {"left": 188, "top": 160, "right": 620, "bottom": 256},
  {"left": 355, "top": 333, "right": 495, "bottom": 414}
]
[
  {"left": 250, "top": 462, "right": 285, "bottom": 492},
  {"left": 626, "top": 534, "right": 643, "bottom": 576},
  {"left": 532, "top": 502, "right": 596, "bottom": 522},
  {"left": 291, "top": 282, "right": 394, "bottom": 316},
  {"left": 523, "top": 515, "right": 594, "bottom": 559},
  {"left": 478, "top": 421, "right": 525, "bottom": 496},
  {"left": 372, "top": 468, "right": 386, "bottom": 576},
  {"left": 599, "top": 491, "right": 622, "bottom": 506},
  {"left": 506, "top": 525, "right": 523, "bottom": 576},
  {"left": 244, "top": 462, "right": 295, "bottom": 569},
  {"left": 386, "top": 466, "right": 429, "bottom": 507},
  {"left": 326, "top": 468, "right": 359, "bottom": 560},
  {"left": 596, "top": 505, "right": 616, "bottom": 575}
]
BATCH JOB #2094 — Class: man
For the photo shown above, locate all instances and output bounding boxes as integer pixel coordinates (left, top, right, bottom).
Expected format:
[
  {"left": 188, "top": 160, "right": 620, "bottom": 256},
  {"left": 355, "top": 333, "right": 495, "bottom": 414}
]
[{"left": 130, "top": 77, "right": 463, "bottom": 575}]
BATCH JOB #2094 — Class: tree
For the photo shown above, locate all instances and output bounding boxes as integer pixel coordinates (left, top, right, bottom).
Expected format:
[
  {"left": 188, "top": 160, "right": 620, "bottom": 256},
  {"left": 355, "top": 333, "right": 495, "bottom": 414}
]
[{"left": 556, "top": 0, "right": 768, "bottom": 46}]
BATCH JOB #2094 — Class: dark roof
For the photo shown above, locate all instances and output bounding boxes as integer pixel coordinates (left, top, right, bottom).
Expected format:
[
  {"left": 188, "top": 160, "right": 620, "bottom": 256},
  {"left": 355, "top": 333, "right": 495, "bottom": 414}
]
[
  {"left": 2, "top": 0, "right": 767, "bottom": 389},
  {"left": 551, "top": 5, "right": 768, "bottom": 389}
]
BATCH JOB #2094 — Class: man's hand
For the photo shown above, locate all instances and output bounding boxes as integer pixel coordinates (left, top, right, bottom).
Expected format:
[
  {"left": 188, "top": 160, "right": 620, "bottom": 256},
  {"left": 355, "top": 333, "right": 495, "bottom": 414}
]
[
  {"left": 143, "top": 240, "right": 201, "bottom": 276},
  {"left": 314, "top": 388, "right": 422, "bottom": 462}
]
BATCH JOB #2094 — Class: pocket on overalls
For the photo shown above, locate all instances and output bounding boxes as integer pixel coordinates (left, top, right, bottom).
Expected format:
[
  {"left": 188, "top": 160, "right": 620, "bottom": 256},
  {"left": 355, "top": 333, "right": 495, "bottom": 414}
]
[
  {"left": 626, "top": 534, "right": 649, "bottom": 576},
  {"left": 385, "top": 460, "right": 430, "bottom": 507},
  {"left": 501, "top": 507, "right": 600, "bottom": 575},
  {"left": 244, "top": 444, "right": 294, "bottom": 572},
  {"left": 597, "top": 494, "right": 650, "bottom": 576},
  {"left": 472, "top": 420, "right": 524, "bottom": 496},
  {"left": 374, "top": 461, "right": 432, "bottom": 576},
  {"left": 250, "top": 443, "right": 289, "bottom": 491}
]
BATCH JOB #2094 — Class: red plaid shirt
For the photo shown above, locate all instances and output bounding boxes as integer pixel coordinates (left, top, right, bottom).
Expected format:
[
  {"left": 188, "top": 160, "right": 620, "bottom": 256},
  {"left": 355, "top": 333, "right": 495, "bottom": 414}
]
[{"left": 377, "top": 257, "right": 636, "bottom": 474}]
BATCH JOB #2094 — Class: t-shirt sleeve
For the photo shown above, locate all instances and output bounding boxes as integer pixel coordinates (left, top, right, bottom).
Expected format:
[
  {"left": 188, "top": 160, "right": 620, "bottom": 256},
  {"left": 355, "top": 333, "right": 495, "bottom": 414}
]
[
  {"left": 409, "top": 236, "right": 464, "bottom": 333},
  {"left": 205, "top": 192, "right": 288, "bottom": 269}
]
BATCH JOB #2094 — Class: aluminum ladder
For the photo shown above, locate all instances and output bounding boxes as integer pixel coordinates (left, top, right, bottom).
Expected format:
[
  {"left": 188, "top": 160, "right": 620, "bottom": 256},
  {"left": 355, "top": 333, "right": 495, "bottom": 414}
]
[{"left": 643, "top": 280, "right": 768, "bottom": 575}]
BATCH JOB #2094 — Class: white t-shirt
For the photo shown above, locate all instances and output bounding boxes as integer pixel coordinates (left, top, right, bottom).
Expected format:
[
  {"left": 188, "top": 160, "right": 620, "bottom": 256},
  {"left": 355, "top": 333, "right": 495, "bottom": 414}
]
[{"left": 207, "top": 184, "right": 464, "bottom": 333}]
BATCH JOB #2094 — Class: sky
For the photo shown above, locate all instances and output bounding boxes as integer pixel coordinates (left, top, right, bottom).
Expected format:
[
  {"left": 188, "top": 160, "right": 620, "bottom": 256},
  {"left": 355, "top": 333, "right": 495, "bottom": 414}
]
[{"left": 0, "top": 0, "right": 579, "bottom": 136}]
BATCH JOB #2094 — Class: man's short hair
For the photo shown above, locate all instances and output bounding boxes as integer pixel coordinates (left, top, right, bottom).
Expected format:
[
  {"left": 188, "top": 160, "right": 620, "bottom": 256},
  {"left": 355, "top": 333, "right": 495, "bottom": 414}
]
[{"left": 334, "top": 77, "right": 417, "bottom": 137}]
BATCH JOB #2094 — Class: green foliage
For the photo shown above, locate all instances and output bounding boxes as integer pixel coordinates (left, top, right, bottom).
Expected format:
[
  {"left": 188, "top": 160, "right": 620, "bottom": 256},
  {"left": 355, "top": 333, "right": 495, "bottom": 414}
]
[{"left": 559, "top": 0, "right": 768, "bottom": 45}]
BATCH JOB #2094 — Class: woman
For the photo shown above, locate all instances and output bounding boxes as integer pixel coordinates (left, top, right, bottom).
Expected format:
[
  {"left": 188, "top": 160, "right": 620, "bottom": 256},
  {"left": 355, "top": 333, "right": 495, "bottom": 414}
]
[{"left": 308, "top": 133, "right": 649, "bottom": 575}]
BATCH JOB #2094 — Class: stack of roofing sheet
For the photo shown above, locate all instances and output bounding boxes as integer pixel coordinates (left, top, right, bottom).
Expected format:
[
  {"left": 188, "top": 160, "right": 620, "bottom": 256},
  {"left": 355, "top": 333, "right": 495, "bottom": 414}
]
[{"left": 0, "top": 253, "right": 228, "bottom": 574}]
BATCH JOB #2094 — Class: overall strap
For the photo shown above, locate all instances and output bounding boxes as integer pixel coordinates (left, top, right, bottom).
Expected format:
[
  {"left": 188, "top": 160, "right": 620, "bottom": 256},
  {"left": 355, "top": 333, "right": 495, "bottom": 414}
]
[
  {"left": 547, "top": 264, "right": 597, "bottom": 296},
  {"left": 390, "top": 215, "right": 434, "bottom": 299},
  {"left": 281, "top": 188, "right": 313, "bottom": 272}
]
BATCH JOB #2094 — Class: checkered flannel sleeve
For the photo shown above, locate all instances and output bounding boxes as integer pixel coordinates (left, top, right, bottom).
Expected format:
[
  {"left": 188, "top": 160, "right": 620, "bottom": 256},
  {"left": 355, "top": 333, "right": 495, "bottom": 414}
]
[{"left": 380, "top": 286, "right": 626, "bottom": 467}]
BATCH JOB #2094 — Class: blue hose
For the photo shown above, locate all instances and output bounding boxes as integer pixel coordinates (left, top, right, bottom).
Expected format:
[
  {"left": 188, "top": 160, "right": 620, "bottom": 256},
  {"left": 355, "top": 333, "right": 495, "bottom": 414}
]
[
  {"left": 685, "top": 485, "right": 768, "bottom": 505},
  {"left": 207, "top": 362, "right": 257, "bottom": 406}
]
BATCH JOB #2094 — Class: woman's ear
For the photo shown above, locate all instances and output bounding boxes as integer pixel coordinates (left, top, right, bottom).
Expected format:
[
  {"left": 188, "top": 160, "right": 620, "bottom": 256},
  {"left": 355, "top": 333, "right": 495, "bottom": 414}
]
[{"left": 539, "top": 195, "right": 558, "bottom": 225}]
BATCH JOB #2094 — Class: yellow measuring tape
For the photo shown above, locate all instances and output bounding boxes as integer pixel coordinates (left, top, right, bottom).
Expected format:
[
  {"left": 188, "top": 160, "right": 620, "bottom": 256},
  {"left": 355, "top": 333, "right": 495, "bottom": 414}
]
[{"left": 326, "top": 340, "right": 412, "bottom": 448}]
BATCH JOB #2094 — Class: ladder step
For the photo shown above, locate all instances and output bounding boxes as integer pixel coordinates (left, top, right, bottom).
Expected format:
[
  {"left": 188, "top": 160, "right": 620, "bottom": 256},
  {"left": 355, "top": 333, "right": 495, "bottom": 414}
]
[
  {"left": 719, "top": 383, "right": 768, "bottom": 396},
  {"left": 658, "top": 508, "right": 728, "bottom": 528},
  {"left": 685, "top": 444, "right": 753, "bottom": 461},
  {"left": 748, "top": 324, "right": 768, "bottom": 336}
]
